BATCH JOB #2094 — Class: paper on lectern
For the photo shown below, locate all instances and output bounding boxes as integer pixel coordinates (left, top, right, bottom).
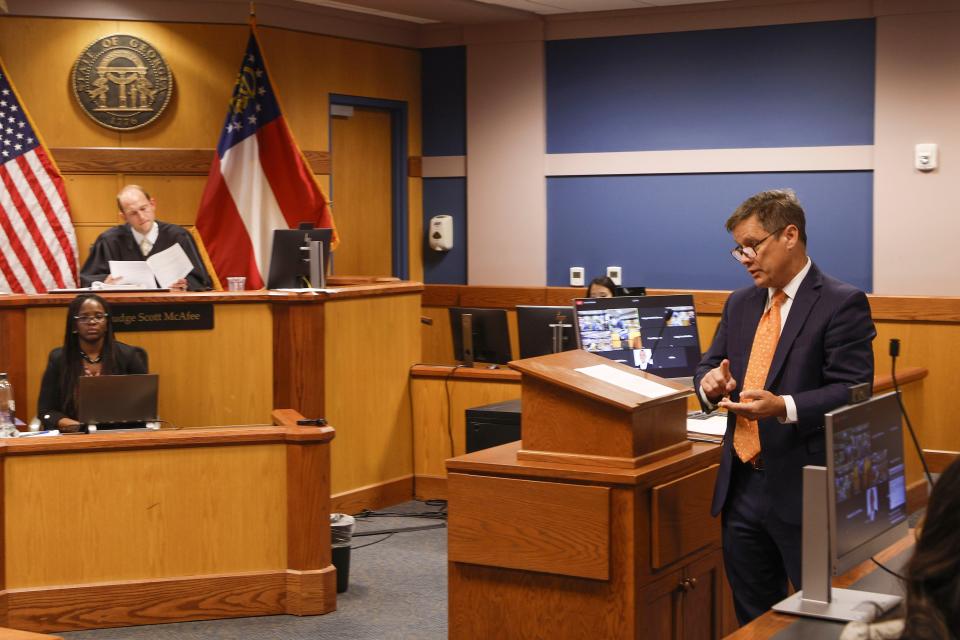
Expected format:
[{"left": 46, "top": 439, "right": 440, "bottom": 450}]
[{"left": 575, "top": 364, "right": 675, "bottom": 399}]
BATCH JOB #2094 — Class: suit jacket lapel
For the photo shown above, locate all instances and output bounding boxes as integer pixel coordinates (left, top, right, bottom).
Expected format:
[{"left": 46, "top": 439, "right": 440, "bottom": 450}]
[{"left": 765, "top": 263, "right": 822, "bottom": 388}]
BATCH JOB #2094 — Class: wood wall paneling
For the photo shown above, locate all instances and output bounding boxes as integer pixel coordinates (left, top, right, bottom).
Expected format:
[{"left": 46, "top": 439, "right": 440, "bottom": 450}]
[
  {"left": 411, "top": 375, "right": 521, "bottom": 481},
  {"left": 52, "top": 148, "right": 332, "bottom": 176},
  {"left": 330, "top": 475, "right": 414, "bottom": 515},
  {"left": 0, "top": 309, "right": 27, "bottom": 426},
  {"left": 5, "top": 444, "right": 287, "bottom": 587},
  {"left": 6, "top": 571, "right": 287, "bottom": 632},
  {"left": 323, "top": 294, "right": 420, "bottom": 495},
  {"left": 0, "top": 18, "right": 119, "bottom": 148},
  {"left": 272, "top": 303, "right": 326, "bottom": 423}
]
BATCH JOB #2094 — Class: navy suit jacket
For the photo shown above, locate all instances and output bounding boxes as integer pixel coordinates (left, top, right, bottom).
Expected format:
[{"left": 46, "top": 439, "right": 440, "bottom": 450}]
[{"left": 695, "top": 262, "right": 875, "bottom": 525}]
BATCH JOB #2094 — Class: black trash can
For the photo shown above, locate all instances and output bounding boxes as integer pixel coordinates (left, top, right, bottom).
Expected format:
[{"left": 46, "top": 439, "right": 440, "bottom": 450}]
[{"left": 330, "top": 513, "right": 355, "bottom": 593}]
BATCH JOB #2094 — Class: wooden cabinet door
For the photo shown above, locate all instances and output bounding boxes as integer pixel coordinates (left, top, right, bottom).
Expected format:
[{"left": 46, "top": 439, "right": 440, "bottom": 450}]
[
  {"left": 681, "top": 552, "right": 724, "bottom": 640},
  {"left": 639, "top": 569, "right": 684, "bottom": 640}
]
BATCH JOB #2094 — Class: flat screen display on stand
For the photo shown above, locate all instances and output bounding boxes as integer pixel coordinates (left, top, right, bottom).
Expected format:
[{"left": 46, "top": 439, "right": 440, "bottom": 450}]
[
  {"left": 516, "top": 305, "right": 577, "bottom": 359},
  {"left": 572, "top": 294, "right": 699, "bottom": 380},
  {"left": 266, "top": 227, "right": 333, "bottom": 289},
  {"left": 448, "top": 307, "right": 512, "bottom": 366},
  {"left": 773, "top": 391, "right": 909, "bottom": 623}
]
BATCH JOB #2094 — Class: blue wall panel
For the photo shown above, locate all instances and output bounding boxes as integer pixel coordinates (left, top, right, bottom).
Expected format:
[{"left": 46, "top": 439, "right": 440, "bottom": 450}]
[
  {"left": 547, "top": 172, "right": 873, "bottom": 291},
  {"left": 546, "top": 20, "right": 875, "bottom": 153},
  {"left": 423, "top": 178, "right": 467, "bottom": 284},
  {"left": 422, "top": 46, "right": 467, "bottom": 157}
]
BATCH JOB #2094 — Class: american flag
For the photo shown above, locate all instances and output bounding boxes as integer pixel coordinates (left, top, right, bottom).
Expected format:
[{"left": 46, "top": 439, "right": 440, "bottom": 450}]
[
  {"left": 195, "top": 27, "right": 336, "bottom": 289},
  {"left": 0, "top": 57, "right": 78, "bottom": 293}
]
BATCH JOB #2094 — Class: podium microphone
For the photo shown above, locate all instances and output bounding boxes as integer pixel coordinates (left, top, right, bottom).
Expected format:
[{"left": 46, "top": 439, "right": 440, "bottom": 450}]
[{"left": 646, "top": 308, "right": 675, "bottom": 359}]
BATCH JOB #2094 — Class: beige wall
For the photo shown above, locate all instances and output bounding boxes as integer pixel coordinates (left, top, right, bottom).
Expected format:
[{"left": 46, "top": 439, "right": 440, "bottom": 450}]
[
  {"left": 466, "top": 23, "right": 547, "bottom": 286},
  {"left": 874, "top": 9, "right": 960, "bottom": 295}
]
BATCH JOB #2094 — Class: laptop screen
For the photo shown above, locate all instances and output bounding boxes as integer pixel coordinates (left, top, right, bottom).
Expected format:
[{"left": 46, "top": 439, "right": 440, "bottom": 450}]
[
  {"left": 77, "top": 374, "right": 159, "bottom": 426},
  {"left": 572, "top": 294, "right": 701, "bottom": 379}
]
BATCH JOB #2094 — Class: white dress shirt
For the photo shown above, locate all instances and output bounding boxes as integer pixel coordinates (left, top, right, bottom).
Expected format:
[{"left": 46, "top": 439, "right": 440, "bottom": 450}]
[{"left": 131, "top": 222, "right": 160, "bottom": 256}]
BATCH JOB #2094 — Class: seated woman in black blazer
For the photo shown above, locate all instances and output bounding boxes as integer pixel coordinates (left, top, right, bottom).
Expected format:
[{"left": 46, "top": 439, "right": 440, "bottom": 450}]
[{"left": 38, "top": 294, "right": 148, "bottom": 432}]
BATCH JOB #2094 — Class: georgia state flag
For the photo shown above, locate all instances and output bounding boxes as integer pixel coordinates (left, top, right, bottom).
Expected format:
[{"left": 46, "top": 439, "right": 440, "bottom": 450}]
[{"left": 196, "top": 28, "right": 336, "bottom": 289}]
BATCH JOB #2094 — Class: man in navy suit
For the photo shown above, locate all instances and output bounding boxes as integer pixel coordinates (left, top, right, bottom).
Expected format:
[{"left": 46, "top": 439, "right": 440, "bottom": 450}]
[{"left": 695, "top": 189, "right": 875, "bottom": 625}]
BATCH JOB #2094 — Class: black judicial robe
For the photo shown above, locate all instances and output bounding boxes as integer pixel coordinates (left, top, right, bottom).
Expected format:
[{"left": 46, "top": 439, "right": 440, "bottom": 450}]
[{"left": 79, "top": 221, "right": 212, "bottom": 291}]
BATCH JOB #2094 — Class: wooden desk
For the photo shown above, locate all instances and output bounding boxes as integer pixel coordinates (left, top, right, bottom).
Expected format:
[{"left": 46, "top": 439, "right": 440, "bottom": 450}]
[
  {"left": 0, "top": 283, "right": 422, "bottom": 511},
  {"left": 0, "top": 411, "right": 334, "bottom": 633}
]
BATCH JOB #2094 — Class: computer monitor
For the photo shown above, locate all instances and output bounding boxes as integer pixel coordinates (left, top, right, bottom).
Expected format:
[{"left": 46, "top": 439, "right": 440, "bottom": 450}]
[
  {"left": 615, "top": 285, "right": 646, "bottom": 297},
  {"left": 572, "top": 294, "right": 700, "bottom": 379},
  {"left": 773, "top": 391, "right": 909, "bottom": 622},
  {"left": 449, "top": 307, "right": 512, "bottom": 366},
  {"left": 266, "top": 227, "right": 333, "bottom": 289},
  {"left": 516, "top": 305, "right": 577, "bottom": 359}
]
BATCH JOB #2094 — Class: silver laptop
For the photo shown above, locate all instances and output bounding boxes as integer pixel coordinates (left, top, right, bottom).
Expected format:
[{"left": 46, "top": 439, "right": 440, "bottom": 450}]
[{"left": 77, "top": 374, "right": 159, "bottom": 430}]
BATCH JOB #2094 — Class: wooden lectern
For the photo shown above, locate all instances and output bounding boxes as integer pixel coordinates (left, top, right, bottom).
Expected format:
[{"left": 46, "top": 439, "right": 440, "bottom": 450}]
[
  {"left": 512, "top": 350, "right": 691, "bottom": 468},
  {"left": 447, "top": 351, "right": 732, "bottom": 639}
]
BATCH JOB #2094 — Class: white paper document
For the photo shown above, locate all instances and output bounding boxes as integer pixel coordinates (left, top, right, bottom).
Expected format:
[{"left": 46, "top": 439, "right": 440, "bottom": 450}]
[
  {"left": 146, "top": 243, "right": 194, "bottom": 288},
  {"left": 574, "top": 364, "right": 676, "bottom": 399},
  {"left": 686, "top": 414, "right": 728, "bottom": 437},
  {"left": 108, "top": 260, "right": 157, "bottom": 289},
  {"left": 109, "top": 244, "right": 194, "bottom": 289}
]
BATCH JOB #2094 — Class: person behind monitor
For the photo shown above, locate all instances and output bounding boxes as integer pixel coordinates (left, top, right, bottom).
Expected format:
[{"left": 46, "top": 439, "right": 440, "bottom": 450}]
[
  {"left": 37, "top": 294, "right": 148, "bottom": 432},
  {"left": 79, "top": 185, "right": 212, "bottom": 292},
  {"left": 587, "top": 276, "right": 616, "bottom": 298},
  {"left": 840, "top": 455, "right": 960, "bottom": 640},
  {"left": 695, "top": 189, "right": 876, "bottom": 625}
]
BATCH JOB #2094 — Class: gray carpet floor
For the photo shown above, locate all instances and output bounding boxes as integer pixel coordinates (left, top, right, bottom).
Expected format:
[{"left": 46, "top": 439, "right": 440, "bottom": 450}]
[{"left": 61, "top": 501, "right": 449, "bottom": 640}]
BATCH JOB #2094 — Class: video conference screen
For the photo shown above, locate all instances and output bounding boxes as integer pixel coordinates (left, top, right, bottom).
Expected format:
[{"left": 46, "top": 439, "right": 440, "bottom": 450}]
[
  {"left": 830, "top": 393, "right": 908, "bottom": 559},
  {"left": 572, "top": 294, "right": 700, "bottom": 379}
]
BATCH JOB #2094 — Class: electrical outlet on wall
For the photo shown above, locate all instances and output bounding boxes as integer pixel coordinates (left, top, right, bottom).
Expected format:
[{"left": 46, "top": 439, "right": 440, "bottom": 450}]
[
  {"left": 570, "top": 267, "right": 585, "bottom": 287},
  {"left": 606, "top": 266, "right": 622, "bottom": 286}
]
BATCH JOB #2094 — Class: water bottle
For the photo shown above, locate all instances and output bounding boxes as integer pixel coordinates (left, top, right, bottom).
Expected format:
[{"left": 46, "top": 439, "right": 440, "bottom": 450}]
[{"left": 0, "top": 372, "right": 17, "bottom": 438}]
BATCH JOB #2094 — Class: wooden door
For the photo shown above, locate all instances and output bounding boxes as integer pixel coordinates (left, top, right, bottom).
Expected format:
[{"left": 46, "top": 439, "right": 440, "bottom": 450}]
[{"left": 330, "top": 106, "right": 393, "bottom": 276}]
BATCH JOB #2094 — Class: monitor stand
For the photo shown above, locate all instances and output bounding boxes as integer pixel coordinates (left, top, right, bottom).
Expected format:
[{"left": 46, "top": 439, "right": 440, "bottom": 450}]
[{"left": 772, "top": 466, "right": 902, "bottom": 623}]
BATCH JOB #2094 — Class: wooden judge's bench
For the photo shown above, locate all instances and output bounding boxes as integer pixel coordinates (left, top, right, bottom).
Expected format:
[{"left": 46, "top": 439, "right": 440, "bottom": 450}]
[{"left": 446, "top": 350, "right": 733, "bottom": 639}]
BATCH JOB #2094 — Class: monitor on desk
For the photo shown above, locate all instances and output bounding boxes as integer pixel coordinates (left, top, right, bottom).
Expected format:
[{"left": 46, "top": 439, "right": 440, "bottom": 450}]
[
  {"left": 773, "top": 391, "right": 909, "bottom": 622},
  {"left": 449, "top": 307, "right": 512, "bottom": 366},
  {"left": 516, "top": 305, "right": 577, "bottom": 359},
  {"left": 266, "top": 226, "right": 333, "bottom": 289},
  {"left": 572, "top": 294, "right": 700, "bottom": 380}
]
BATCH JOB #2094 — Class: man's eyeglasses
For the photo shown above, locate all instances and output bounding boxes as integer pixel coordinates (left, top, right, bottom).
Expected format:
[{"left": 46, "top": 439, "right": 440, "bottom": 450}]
[
  {"left": 730, "top": 227, "right": 784, "bottom": 263},
  {"left": 74, "top": 313, "right": 109, "bottom": 324}
]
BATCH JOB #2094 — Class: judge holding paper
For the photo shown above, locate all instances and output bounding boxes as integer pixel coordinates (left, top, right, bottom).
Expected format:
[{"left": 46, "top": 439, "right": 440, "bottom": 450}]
[{"left": 79, "top": 185, "right": 212, "bottom": 291}]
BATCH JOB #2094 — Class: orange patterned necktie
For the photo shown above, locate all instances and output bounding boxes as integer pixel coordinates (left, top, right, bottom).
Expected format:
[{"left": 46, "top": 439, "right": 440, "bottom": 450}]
[{"left": 733, "top": 289, "right": 787, "bottom": 463}]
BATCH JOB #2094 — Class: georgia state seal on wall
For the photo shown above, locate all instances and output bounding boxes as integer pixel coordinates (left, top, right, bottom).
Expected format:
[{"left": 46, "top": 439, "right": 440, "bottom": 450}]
[{"left": 71, "top": 34, "right": 173, "bottom": 131}]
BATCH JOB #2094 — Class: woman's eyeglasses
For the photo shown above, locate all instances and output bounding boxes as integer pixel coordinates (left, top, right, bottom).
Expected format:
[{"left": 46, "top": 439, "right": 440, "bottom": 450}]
[{"left": 74, "top": 313, "right": 109, "bottom": 324}]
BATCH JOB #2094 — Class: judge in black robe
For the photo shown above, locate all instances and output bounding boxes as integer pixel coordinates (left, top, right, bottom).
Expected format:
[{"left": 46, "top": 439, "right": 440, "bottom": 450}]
[
  {"left": 79, "top": 184, "right": 212, "bottom": 291},
  {"left": 79, "top": 221, "right": 212, "bottom": 291}
]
